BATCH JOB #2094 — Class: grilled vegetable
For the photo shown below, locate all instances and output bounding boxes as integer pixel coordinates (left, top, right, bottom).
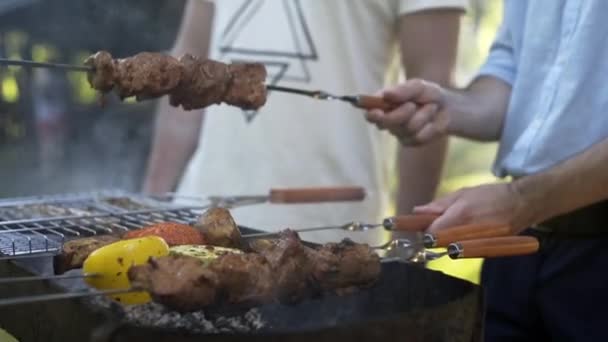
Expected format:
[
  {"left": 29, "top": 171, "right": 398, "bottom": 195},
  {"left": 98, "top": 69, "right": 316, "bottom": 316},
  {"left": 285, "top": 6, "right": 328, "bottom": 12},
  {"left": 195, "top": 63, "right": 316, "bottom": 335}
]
[
  {"left": 169, "top": 245, "right": 242, "bottom": 265},
  {"left": 123, "top": 222, "right": 205, "bottom": 246},
  {"left": 83, "top": 236, "right": 170, "bottom": 305}
]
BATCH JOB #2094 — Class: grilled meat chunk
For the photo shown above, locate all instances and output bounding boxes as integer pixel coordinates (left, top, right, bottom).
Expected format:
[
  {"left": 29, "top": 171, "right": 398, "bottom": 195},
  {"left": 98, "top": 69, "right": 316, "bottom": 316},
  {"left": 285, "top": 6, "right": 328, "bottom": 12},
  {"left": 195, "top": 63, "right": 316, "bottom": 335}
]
[
  {"left": 129, "top": 255, "right": 219, "bottom": 312},
  {"left": 195, "top": 207, "right": 242, "bottom": 249},
  {"left": 308, "top": 239, "right": 381, "bottom": 293},
  {"left": 53, "top": 235, "right": 120, "bottom": 274},
  {"left": 169, "top": 54, "right": 266, "bottom": 110},
  {"left": 209, "top": 253, "right": 275, "bottom": 304},
  {"left": 123, "top": 222, "right": 205, "bottom": 246},
  {"left": 223, "top": 63, "right": 267, "bottom": 110},
  {"left": 168, "top": 54, "right": 231, "bottom": 110},
  {"left": 114, "top": 52, "right": 183, "bottom": 100},
  {"left": 84, "top": 51, "right": 116, "bottom": 93},
  {"left": 260, "top": 230, "right": 313, "bottom": 302}
]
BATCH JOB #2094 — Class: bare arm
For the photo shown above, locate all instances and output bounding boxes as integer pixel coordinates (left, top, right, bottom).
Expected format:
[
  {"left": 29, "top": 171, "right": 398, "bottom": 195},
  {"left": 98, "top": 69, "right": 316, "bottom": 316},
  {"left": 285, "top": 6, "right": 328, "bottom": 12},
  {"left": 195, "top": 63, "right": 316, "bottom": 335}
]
[
  {"left": 512, "top": 137, "right": 608, "bottom": 229},
  {"left": 365, "top": 74, "right": 511, "bottom": 146},
  {"left": 395, "top": 9, "right": 461, "bottom": 213},
  {"left": 414, "top": 132, "right": 608, "bottom": 233},
  {"left": 142, "top": 0, "right": 214, "bottom": 193}
]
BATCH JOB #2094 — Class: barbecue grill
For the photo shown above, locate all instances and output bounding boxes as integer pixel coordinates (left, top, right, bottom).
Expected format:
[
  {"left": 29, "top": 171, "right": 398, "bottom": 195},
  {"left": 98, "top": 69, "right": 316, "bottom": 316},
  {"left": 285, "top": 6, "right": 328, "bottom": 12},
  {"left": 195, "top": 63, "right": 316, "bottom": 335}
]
[{"left": 0, "top": 191, "right": 484, "bottom": 342}]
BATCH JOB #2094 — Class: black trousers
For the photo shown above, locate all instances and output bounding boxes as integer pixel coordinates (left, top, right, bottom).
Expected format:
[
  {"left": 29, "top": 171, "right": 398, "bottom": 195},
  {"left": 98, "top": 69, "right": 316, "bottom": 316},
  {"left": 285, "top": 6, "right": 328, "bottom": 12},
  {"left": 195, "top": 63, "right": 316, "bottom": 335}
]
[{"left": 481, "top": 229, "right": 608, "bottom": 342}]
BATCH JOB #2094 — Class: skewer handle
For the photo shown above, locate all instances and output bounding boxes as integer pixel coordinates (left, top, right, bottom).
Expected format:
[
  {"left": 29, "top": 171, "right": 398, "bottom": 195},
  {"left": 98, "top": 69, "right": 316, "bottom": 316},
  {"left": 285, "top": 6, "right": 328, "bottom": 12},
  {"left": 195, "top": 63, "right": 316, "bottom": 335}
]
[
  {"left": 426, "top": 223, "right": 512, "bottom": 248},
  {"left": 353, "top": 95, "right": 396, "bottom": 111},
  {"left": 448, "top": 236, "right": 540, "bottom": 259},
  {"left": 383, "top": 214, "right": 439, "bottom": 232},
  {"left": 269, "top": 187, "right": 366, "bottom": 203}
]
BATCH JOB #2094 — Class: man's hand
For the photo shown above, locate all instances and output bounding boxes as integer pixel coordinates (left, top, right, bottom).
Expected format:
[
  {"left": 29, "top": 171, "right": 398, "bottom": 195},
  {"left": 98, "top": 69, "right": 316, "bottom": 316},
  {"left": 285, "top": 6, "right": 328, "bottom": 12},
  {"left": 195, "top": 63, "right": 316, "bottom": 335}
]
[
  {"left": 365, "top": 79, "right": 449, "bottom": 146},
  {"left": 413, "top": 182, "right": 536, "bottom": 234}
]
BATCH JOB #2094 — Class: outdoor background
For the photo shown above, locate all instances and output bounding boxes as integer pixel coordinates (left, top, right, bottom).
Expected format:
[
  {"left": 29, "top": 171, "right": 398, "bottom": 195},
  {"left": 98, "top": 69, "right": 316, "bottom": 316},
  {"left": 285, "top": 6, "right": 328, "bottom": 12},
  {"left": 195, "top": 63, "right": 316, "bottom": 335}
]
[{"left": 0, "top": 0, "right": 503, "bottom": 282}]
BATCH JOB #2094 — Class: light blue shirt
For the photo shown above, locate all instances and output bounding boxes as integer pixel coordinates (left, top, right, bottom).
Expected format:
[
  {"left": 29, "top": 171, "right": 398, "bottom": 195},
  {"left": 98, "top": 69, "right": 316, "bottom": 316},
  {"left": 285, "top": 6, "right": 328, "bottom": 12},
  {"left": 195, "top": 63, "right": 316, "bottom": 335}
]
[{"left": 478, "top": 0, "right": 608, "bottom": 178}]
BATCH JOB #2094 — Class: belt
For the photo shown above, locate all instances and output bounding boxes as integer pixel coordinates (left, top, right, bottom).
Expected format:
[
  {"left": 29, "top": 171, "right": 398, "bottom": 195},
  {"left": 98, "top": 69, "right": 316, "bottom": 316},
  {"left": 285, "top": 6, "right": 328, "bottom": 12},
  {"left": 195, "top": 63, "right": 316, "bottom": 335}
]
[{"left": 534, "top": 199, "right": 608, "bottom": 236}]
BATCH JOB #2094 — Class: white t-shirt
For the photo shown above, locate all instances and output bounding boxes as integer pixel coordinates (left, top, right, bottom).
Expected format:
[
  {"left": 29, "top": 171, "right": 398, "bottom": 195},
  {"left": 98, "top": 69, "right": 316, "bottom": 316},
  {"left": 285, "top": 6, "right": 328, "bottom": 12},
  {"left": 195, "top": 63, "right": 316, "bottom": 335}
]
[{"left": 177, "top": 0, "right": 466, "bottom": 245}]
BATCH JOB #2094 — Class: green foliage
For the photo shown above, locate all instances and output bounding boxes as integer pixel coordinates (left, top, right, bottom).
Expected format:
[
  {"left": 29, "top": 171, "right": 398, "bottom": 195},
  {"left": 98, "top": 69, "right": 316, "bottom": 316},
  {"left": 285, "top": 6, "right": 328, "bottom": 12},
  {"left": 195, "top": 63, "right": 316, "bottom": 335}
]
[{"left": 442, "top": 0, "right": 504, "bottom": 195}]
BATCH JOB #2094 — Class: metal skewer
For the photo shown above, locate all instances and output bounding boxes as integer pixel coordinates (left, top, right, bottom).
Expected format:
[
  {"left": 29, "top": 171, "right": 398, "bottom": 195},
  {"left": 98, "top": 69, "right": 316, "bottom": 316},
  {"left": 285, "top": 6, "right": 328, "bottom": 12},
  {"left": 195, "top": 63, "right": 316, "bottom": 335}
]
[
  {"left": 0, "top": 273, "right": 99, "bottom": 284},
  {"left": 0, "top": 58, "right": 92, "bottom": 72},
  {"left": 0, "top": 288, "right": 137, "bottom": 307},
  {"left": 266, "top": 84, "right": 395, "bottom": 111},
  {"left": 0, "top": 236, "right": 540, "bottom": 306},
  {"left": 242, "top": 214, "right": 439, "bottom": 240}
]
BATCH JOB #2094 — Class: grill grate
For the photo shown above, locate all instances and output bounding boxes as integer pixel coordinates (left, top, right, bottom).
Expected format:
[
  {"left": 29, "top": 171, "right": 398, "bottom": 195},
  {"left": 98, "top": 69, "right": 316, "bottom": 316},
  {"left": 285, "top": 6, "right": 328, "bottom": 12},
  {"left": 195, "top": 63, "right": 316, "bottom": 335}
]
[{"left": 0, "top": 191, "right": 207, "bottom": 257}]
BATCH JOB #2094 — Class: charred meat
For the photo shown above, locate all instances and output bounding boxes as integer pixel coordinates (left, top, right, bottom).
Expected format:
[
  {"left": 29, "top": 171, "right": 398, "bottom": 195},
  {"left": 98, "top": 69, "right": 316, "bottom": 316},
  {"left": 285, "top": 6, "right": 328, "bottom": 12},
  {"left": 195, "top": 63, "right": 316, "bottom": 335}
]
[
  {"left": 53, "top": 235, "right": 120, "bottom": 274},
  {"left": 194, "top": 207, "right": 242, "bottom": 249},
  {"left": 223, "top": 62, "right": 267, "bottom": 110},
  {"left": 128, "top": 255, "right": 220, "bottom": 312},
  {"left": 114, "top": 52, "right": 183, "bottom": 100},
  {"left": 168, "top": 54, "right": 231, "bottom": 110},
  {"left": 85, "top": 51, "right": 267, "bottom": 110},
  {"left": 128, "top": 230, "right": 381, "bottom": 312},
  {"left": 84, "top": 51, "right": 116, "bottom": 93},
  {"left": 259, "top": 230, "right": 313, "bottom": 302},
  {"left": 209, "top": 253, "right": 275, "bottom": 304},
  {"left": 308, "top": 239, "right": 381, "bottom": 293}
]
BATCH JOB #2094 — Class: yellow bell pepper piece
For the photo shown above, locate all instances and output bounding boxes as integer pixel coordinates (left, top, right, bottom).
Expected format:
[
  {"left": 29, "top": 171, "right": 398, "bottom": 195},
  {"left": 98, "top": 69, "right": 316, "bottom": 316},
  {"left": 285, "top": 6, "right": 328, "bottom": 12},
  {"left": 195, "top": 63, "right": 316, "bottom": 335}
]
[{"left": 83, "top": 236, "right": 170, "bottom": 305}]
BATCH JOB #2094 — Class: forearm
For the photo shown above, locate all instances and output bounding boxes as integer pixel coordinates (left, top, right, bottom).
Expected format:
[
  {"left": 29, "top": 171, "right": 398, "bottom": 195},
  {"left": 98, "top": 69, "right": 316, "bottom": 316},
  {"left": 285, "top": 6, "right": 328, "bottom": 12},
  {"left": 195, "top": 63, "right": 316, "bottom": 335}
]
[
  {"left": 397, "top": 137, "right": 447, "bottom": 213},
  {"left": 512, "top": 137, "right": 608, "bottom": 227},
  {"left": 142, "top": 0, "right": 213, "bottom": 193},
  {"left": 397, "top": 68, "right": 450, "bottom": 213},
  {"left": 142, "top": 100, "right": 203, "bottom": 193},
  {"left": 442, "top": 76, "right": 511, "bottom": 141},
  {"left": 395, "top": 9, "right": 459, "bottom": 213}
]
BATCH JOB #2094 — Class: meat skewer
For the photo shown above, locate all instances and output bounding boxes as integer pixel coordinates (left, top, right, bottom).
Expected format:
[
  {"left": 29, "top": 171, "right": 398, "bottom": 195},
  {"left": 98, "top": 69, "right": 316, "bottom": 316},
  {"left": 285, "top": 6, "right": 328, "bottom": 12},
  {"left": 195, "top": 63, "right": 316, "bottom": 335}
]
[
  {"left": 0, "top": 235, "right": 539, "bottom": 309},
  {"left": 0, "top": 54, "right": 395, "bottom": 111}
]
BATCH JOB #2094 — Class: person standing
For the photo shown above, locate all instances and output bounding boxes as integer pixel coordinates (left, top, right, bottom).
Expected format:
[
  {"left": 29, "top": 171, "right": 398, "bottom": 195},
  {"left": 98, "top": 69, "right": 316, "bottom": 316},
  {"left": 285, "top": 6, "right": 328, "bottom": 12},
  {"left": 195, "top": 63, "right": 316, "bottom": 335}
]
[
  {"left": 144, "top": 0, "right": 466, "bottom": 244},
  {"left": 366, "top": 1, "right": 608, "bottom": 340}
]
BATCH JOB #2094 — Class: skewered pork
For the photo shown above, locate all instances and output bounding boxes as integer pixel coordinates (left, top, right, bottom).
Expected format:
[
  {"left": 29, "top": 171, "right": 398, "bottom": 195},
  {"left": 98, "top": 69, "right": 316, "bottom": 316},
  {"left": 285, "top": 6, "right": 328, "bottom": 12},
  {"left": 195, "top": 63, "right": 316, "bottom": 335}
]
[
  {"left": 84, "top": 51, "right": 267, "bottom": 110},
  {"left": 259, "top": 230, "right": 314, "bottom": 302},
  {"left": 128, "top": 230, "right": 381, "bottom": 312},
  {"left": 113, "top": 52, "right": 183, "bottom": 100},
  {"left": 53, "top": 235, "right": 120, "bottom": 274},
  {"left": 84, "top": 51, "right": 115, "bottom": 92},
  {"left": 308, "top": 239, "right": 381, "bottom": 293},
  {"left": 194, "top": 207, "right": 242, "bottom": 249},
  {"left": 128, "top": 254, "right": 220, "bottom": 312}
]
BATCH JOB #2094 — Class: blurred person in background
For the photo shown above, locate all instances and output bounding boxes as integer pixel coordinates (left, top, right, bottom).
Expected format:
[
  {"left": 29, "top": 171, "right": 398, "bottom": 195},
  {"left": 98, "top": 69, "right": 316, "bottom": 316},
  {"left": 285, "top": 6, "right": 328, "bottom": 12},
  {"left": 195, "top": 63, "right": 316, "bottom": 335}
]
[
  {"left": 144, "top": 0, "right": 466, "bottom": 245},
  {"left": 31, "top": 68, "right": 68, "bottom": 176},
  {"left": 367, "top": 1, "right": 608, "bottom": 340}
]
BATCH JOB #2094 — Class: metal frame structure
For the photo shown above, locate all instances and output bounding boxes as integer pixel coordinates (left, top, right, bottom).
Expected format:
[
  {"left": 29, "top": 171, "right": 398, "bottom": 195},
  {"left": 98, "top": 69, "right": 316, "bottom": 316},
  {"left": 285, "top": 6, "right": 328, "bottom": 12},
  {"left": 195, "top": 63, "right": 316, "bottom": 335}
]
[{"left": 0, "top": 190, "right": 206, "bottom": 257}]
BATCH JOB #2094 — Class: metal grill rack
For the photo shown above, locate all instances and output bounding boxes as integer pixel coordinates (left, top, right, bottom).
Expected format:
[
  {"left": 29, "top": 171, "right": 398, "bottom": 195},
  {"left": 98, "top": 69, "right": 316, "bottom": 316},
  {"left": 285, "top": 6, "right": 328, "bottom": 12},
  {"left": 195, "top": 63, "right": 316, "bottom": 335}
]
[{"left": 0, "top": 190, "right": 207, "bottom": 258}]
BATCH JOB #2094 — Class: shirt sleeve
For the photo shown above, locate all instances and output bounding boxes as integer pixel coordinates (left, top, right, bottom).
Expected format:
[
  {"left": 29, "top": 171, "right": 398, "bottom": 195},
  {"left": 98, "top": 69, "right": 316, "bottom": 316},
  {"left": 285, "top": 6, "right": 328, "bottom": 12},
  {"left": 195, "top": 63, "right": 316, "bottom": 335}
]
[
  {"left": 398, "top": 0, "right": 468, "bottom": 15},
  {"left": 476, "top": 8, "right": 517, "bottom": 85}
]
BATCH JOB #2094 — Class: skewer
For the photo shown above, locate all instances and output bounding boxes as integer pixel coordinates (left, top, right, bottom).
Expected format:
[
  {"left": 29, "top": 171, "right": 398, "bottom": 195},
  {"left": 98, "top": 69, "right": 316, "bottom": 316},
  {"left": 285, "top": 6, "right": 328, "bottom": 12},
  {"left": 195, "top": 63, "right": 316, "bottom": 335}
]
[
  {"left": 0, "top": 236, "right": 539, "bottom": 306},
  {"left": 266, "top": 84, "right": 394, "bottom": 111},
  {"left": 0, "top": 273, "right": 99, "bottom": 284},
  {"left": 0, "top": 58, "right": 394, "bottom": 110},
  {"left": 0, "top": 58, "right": 92, "bottom": 72},
  {"left": 0, "top": 288, "right": 136, "bottom": 307}
]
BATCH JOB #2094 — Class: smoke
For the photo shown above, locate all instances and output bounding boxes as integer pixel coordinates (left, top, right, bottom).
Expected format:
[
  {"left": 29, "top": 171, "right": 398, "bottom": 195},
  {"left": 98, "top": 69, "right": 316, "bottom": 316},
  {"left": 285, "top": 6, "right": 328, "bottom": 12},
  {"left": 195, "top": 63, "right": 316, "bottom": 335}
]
[{"left": 0, "top": 0, "right": 186, "bottom": 197}]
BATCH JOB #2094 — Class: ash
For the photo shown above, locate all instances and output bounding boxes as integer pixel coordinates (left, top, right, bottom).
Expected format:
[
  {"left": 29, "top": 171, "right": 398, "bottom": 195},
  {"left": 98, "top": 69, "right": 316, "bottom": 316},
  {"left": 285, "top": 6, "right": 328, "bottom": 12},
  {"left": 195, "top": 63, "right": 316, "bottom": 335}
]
[{"left": 88, "top": 296, "right": 266, "bottom": 334}]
